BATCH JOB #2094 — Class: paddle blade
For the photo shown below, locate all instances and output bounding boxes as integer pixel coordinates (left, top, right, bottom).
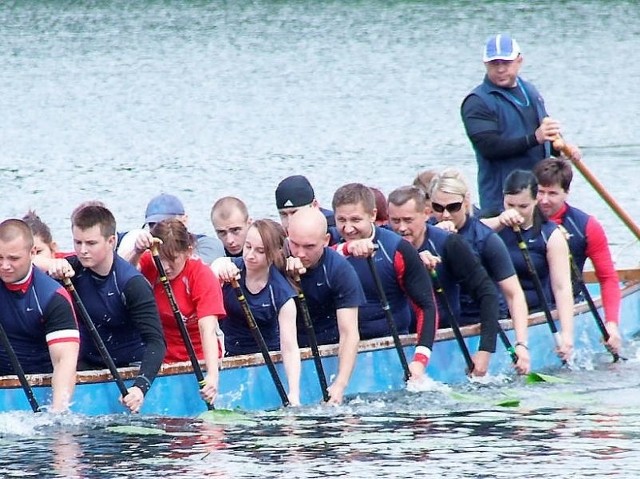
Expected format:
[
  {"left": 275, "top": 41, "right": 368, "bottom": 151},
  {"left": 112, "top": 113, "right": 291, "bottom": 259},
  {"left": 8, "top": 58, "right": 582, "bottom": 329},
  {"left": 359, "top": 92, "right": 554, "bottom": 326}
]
[
  {"left": 198, "top": 408, "right": 256, "bottom": 426},
  {"left": 106, "top": 425, "right": 169, "bottom": 435},
  {"left": 496, "top": 398, "right": 520, "bottom": 408},
  {"left": 525, "top": 372, "right": 570, "bottom": 384}
]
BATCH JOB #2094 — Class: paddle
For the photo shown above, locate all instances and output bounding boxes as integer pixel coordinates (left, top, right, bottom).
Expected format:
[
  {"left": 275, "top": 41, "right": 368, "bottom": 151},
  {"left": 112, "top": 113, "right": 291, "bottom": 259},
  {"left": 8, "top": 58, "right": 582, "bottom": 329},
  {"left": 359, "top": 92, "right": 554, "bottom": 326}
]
[
  {"left": 63, "top": 278, "right": 129, "bottom": 398},
  {"left": 557, "top": 228, "right": 623, "bottom": 362},
  {"left": 0, "top": 318, "right": 41, "bottom": 412},
  {"left": 366, "top": 255, "right": 411, "bottom": 381},
  {"left": 293, "top": 274, "right": 330, "bottom": 402},
  {"left": 512, "top": 226, "right": 567, "bottom": 366},
  {"left": 149, "top": 244, "right": 214, "bottom": 411},
  {"left": 229, "top": 278, "right": 290, "bottom": 407},
  {"left": 553, "top": 137, "right": 640, "bottom": 242},
  {"left": 428, "top": 269, "right": 475, "bottom": 374}
]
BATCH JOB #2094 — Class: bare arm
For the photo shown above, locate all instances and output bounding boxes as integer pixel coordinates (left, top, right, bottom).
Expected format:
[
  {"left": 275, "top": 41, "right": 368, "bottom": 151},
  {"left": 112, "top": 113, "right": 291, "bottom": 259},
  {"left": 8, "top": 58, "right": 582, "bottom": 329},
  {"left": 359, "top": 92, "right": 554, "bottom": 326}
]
[
  {"left": 498, "top": 275, "right": 531, "bottom": 374},
  {"left": 49, "top": 342, "right": 79, "bottom": 413},
  {"left": 547, "top": 229, "right": 575, "bottom": 358},
  {"left": 198, "top": 315, "right": 221, "bottom": 404},
  {"left": 327, "top": 307, "right": 359, "bottom": 405},
  {"left": 277, "top": 298, "right": 301, "bottom": 406}
]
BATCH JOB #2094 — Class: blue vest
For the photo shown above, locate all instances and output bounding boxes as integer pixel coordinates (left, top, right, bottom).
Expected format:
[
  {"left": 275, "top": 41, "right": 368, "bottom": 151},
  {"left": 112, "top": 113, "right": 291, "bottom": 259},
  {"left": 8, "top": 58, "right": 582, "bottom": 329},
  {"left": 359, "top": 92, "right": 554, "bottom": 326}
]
[
  {"left": 498, "top": 221, "right": 557, "bottom": 311},
  {"left": 418, "top": 225, "right": 459, "bottom": 327},
  {"left": 345, "top": 226, "right": 412, "bottom": 339},
  {"left": 467, "top": 76, "right": 550, "bottom": 214},
  {"left": 558, "top": 204, "right": 589, "bottom": 273},
  {"left": 72, "top": 255, "right": 146, "bottom": 366},
  {"left": 0, "top": 268, "right": 62, "bottom": 374}
]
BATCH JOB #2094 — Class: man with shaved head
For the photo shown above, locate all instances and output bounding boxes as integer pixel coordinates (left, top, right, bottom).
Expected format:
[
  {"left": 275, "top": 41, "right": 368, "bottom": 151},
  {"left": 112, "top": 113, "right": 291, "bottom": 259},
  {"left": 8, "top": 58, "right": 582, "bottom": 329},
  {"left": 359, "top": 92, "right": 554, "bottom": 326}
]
[
  {"left": 0, "top": 219, "right": 79, "bottom": 412},
  {"left": 287, "top": 207, "right": 364, "bottom": 404},
  {"left": 210, "top": 196, "right": 252, "bottom": 258}
]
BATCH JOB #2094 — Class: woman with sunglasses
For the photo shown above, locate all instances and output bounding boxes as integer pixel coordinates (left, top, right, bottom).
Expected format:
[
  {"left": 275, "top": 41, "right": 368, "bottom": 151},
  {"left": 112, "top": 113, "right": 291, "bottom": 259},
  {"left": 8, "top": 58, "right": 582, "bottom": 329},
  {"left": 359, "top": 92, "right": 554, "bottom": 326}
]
[
  {"left": 483, "top": 170, "right": 574, "bottom": 361},
  {"left": 429, "top": 169, "right": 531, "bottom": 369}
]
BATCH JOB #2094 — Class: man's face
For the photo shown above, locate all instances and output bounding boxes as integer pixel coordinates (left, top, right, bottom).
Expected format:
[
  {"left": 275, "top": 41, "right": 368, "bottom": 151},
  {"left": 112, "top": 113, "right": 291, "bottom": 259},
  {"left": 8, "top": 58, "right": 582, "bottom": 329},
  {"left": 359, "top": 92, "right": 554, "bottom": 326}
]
[
  {"left": 72, "top": 225, "right": 115, "bottom": 273},
  {"left": 537, "top": 183, "right": 568, "bottom": 218},
  {"left": 288, "top": 225, "right": 328, "bottom": 269},
  {"left": 214, "top": 209, "right": 250, "bottom": 256},
  {"left": 334, "top": 202, "right": 375, "bottom": 241},
  {"left": 388, "top": 199, "right": 428, "bottom": 249},
  {"left": 278, "top": 204, "right": 312, "bottom": 233},
  {"left": 485, "top": 56, "right": 523, "bottom": 88},
  {"left": 0, "top": 236, "right": 34, "bottom": 284}
]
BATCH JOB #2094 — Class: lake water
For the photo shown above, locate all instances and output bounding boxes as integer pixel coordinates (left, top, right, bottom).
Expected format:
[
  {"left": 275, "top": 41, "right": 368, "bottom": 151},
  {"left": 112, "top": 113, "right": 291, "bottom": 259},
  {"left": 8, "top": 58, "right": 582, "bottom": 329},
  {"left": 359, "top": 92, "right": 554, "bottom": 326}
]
[{"left": 0, "top": 0, "right": 639, "bottom": 477}]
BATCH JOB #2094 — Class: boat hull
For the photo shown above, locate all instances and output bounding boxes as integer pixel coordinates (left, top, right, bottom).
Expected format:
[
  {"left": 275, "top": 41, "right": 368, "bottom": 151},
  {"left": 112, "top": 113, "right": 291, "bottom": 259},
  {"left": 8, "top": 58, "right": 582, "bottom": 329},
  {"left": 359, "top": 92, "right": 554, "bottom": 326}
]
[{"left": 1, "top": 278, "right": 638, "bottom": 416}]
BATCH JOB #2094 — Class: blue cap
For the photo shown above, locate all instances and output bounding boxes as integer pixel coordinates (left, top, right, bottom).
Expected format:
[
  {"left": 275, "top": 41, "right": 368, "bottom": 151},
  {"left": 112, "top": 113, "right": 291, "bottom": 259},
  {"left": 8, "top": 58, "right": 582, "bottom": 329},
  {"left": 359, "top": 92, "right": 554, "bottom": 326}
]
[
  {"left": 483, "top": 34, "right": 521, "bottom": 62},
  {"left": 144, "top": 193, "right": 185, "bottom": 225}
]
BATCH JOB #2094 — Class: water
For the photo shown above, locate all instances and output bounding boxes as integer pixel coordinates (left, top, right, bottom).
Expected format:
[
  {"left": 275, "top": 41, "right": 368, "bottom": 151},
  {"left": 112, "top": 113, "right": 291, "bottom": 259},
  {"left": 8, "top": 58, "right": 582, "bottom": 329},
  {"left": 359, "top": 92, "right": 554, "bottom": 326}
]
[{"left": 0, "top": 0, "right": 639, "bottom": 476}]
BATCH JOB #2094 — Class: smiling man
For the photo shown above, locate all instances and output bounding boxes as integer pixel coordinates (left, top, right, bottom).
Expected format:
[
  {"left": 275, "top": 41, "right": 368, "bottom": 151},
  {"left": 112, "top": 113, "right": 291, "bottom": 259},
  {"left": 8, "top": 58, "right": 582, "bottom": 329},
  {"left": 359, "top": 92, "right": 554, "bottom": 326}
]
[{"left": 461, "top": 33, "right": 580, "bottom": 216}]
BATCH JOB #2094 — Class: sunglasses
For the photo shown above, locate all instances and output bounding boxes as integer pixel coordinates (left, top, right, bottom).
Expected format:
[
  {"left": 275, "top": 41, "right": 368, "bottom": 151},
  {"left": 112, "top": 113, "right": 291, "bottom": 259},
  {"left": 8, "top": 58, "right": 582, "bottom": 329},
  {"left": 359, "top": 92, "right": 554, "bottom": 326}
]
[{"left": 431, "top": 201, "right": 463, "bottom": 214}]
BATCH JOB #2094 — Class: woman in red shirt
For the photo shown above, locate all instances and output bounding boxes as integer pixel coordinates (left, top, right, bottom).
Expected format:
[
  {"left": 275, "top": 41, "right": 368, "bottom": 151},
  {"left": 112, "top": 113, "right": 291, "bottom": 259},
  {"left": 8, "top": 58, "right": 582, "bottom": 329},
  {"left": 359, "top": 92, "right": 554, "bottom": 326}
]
[{"left": 131, "top": 219, "right": 225, "bottom": 405}]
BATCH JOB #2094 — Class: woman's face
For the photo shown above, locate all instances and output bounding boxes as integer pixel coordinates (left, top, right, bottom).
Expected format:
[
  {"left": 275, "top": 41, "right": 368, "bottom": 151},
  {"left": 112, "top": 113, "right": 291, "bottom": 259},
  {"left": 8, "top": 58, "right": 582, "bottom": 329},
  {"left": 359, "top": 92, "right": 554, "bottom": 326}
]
[
  {"left": 504, "top": 188, "right": 537, "bottom": 224},
  {"left": 161, "top": 250, "right": 191, "bottom": 281},
  {"left": 429, "top": 190, "right": 468, "bottom": 230},
  {"left": 33, "top": 235, "right": 56, "bottom": 259},
  {"left": 243, "top": 226, "right": 269, "bottom": 271}
]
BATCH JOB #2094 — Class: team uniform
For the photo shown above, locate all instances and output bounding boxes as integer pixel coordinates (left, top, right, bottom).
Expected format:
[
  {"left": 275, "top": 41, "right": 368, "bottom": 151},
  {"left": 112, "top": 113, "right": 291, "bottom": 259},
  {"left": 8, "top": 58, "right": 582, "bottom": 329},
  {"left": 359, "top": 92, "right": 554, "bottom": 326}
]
[
  {"left": 498, "top": 221, "right": 558, "bottom": 311},
  {"left": 418, "top": 225, "right": 498, "bottom": 353},
  {"left": 221, "top": 258, "right": 296, "bottom": 356},
  {"left": 66, "top": 254, "right": 166, "bottom": 395},
  {"left": 0, "top": 267, "right": 79, "bottom": 374},
  {"left": 336, "top": 226, "right": 436, "bottom": 357},
  {"left": 548, "top": 203, "right": 620, "bottom": 323},
  {"left": 457, "top": 215, "right": 515, "bottom": 321},
  {"left": 462, "top": 76, "right": 551, "bottom": 215},
  {"left": 139, "top": 253, "right": 226, "bottom": 362},
  {"left": 296, "top": 247, "right": 365, "bottom": 347}
]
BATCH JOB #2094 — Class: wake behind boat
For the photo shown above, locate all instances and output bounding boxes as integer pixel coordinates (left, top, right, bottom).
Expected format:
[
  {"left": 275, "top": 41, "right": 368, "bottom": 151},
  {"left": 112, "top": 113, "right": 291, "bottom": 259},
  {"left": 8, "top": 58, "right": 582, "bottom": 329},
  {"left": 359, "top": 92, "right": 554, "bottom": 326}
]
[{"left": 1, "top": 269, "right": 638, "bottom": 416}]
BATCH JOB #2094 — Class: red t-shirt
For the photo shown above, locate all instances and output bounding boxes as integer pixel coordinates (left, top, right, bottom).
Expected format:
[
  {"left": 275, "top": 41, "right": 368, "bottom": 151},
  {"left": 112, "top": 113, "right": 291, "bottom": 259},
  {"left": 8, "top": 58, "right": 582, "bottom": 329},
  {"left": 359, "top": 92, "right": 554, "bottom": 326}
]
[{"left": 140, "top": 253, "right": 226, "bottom": 362}]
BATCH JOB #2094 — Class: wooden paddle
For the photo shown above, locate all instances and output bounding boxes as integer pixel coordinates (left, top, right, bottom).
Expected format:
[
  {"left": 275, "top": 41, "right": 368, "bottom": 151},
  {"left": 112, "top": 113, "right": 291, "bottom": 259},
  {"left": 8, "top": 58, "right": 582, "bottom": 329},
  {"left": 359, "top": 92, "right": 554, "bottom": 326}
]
[
  {"left": 512, "top": 226, "right": 568, "bottom": 366},
  {"left": 428, "top": 269, "right": 475, "bottom": 374},
  {"left": 293, "top": 274, "right": 330, "bottom": 402},
  {"left": 150, "top": 244, "right": 214, "bottom": 411},
  {"left": 0, "top": 318, "right": 40, "bottom": 412},
  {"left": 229, "top": 278, "right": 290, "bottom": 407},
  {"left": 553, "top": 137, "right": 640, "bottom": 241},
  {"left": 63, "top": 278, "right": 130, "bottom": 398},
  {"left": 366, "top": 255, "right": 411, "bottom": 381}
]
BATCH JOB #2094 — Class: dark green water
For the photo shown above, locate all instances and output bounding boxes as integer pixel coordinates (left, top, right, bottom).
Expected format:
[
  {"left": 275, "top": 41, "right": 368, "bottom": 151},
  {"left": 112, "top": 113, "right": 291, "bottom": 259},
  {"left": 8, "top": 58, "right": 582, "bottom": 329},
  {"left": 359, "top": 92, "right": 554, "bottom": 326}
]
[{"left": 0, "top": 1, "right": 639, "bottom": 477}]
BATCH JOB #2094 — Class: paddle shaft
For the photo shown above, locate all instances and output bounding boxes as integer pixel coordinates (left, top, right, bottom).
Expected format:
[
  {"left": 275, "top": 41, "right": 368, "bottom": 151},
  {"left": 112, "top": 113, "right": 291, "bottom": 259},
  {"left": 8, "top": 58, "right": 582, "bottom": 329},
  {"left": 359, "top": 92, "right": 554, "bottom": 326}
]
[
  {"left": 294, "top": 276, "right": 330, "bottom": 402},
  {"left": 0, "top": 318, "right": 41, "bottom": 412},
  {"left": 230, "top": 278, "right": 290, "bottom": 407},
  {"left": 150, "top": 246, "right": 214, "bottom": 410},
  {"left": 512, "top": 227, "right": 567, "bottom": 364},
  {"left": 554, "top": 138, "right": 640, "bottom": 241},
  {"left": 63, "top": 278, "right": 129, "bottom": 397},
  {"left": 428, "top": 269, "right": 475, "bottom": 374},
  {"left": 366, "top": 255, "right": 411, "bottom": 381},
  {"left": 564, "top": 246, "right": 621, "bottom": 362}
]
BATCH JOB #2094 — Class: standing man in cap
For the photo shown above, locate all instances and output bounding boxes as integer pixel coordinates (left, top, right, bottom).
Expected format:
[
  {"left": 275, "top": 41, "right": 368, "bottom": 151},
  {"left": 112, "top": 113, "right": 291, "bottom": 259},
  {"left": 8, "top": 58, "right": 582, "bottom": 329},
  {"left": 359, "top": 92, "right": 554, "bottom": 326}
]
[
  {"left": 461, "top": 33, "right": 581, "bottom": 216},
  {"left": 119, "top": 193, "right": 225, "bottom": 264},
  {"left": 275, "top": 175, "right": 335, "bottom": 233}
]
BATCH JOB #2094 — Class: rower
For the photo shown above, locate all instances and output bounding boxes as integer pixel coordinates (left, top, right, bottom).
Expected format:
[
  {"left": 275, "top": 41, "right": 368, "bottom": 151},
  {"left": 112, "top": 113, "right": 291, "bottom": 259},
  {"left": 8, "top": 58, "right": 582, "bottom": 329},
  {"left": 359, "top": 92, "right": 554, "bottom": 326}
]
[
  {"left": 534, "top": 157, "right": 621, "bottom": 354},
  {"left": 429, "top": 169, "right": 531, "bottom": 373},
  {"left": 330, "top": 182, "right": 438, "bottom": 380},
  {"left": 482, "top": 170, "right": 575, "bottom": 362},
  {"left": 387, "top": 185, "right": 502, "bottom": 377},
  {"left": 286, "top": 207, "right": 364, "bottom": 404},
  {"left": 0, "top": 219, "right": 79, "bottom": 412},
  {"left": 274, "top": 175, "right": 335, "bottom": 233},
  {"left": 47, "top": 204, "right": 166, "bottom": 414},
  {"left": 210, "top": 196, "right": 252, "bottom": 258}
]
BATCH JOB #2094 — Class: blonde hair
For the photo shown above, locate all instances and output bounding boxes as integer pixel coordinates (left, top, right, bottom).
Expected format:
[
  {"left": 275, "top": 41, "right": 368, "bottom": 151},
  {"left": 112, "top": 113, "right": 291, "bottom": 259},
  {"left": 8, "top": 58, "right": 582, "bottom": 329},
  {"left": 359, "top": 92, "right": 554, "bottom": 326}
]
[{"left": 429, "top": 168, "right": 470, "bottom": 199}]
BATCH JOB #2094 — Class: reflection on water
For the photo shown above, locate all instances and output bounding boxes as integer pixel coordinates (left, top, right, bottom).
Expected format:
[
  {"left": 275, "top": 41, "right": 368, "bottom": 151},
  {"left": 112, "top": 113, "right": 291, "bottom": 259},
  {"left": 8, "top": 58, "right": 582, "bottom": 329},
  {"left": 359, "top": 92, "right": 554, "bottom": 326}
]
[{"left": 2, "top": 354, "right": 640, "bottom": 478}]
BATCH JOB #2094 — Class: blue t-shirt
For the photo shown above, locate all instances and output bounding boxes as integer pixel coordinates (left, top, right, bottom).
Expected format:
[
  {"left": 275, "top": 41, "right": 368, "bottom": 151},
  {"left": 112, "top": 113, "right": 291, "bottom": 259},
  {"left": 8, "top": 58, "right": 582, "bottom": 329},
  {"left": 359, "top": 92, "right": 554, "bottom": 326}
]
[
  {"left": 221, "top": 259, "right": 296, "bottom": 355},
  {"left": 297, "top": 248, "right": 365, "bottom": 346}
]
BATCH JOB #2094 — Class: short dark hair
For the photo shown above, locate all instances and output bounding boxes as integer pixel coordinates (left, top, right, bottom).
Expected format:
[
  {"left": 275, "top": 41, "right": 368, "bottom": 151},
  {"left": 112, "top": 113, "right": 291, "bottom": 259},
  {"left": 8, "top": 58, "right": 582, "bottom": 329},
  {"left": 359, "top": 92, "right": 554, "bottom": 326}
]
[
  {"left": 533, "top": 157, "right": 573, "bottom": 192},
  {"left": 71, "top": 205, "right": 116, "bottom": 238},
  {"left": 332, "top": 183, "right": 376, "bottom": 214},
  {"left": 0, "top": 219, "right": 34, "bottom": 250},
  {"left": 388, "top": 186, "right": 427, "bottom": 210}
]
